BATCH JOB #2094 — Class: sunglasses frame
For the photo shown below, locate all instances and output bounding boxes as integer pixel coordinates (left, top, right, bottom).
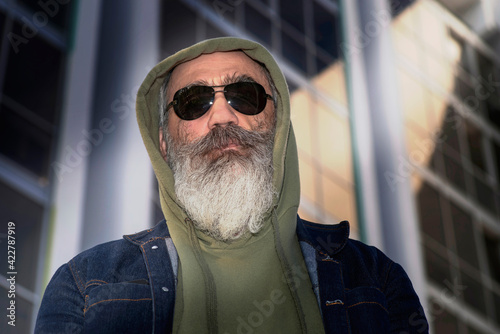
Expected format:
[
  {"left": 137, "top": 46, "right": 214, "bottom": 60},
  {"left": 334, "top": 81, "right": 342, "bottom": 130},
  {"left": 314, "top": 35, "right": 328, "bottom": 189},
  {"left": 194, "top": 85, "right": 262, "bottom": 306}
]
[{"left": 166, "top": 81, "right": 273, "bottom": 121}]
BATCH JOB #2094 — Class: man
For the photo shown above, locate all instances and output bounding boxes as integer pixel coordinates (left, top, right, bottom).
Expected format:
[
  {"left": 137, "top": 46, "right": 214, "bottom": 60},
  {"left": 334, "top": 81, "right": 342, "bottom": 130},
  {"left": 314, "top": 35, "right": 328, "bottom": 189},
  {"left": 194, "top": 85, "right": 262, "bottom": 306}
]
[{"left": 36, "top": 37, "right": 428, "bottom": 333}]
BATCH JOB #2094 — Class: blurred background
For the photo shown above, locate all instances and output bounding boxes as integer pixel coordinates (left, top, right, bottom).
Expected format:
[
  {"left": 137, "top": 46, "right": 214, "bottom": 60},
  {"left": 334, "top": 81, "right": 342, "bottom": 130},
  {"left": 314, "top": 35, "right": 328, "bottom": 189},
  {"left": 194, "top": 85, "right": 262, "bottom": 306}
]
[{"left": 0, "top": 0, "right": 499, "bottom": 332}]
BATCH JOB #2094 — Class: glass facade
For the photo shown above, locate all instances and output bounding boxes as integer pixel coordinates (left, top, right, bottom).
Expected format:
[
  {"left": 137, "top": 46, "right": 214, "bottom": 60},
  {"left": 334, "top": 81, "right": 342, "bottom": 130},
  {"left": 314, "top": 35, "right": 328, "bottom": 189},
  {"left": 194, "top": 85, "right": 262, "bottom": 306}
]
[
  {"left": 393, "top": 1, "right": 500, "bottom": 332},
  {"left": 159, "top": 0, "right": 358, "bottom": 232},
  {"left": 0, "top": 0, "right": 74, "bottom": 332},
  {"left": 158, "top": 2, "right": 500, "bottom": 331}
]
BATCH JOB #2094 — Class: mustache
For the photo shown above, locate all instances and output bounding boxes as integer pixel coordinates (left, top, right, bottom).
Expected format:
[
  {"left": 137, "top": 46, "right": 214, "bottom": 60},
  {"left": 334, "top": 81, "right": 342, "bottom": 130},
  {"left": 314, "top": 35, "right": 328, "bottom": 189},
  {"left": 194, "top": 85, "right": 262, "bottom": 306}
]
[{"left": 183, "top": 124, "right": 274, "bottom": 157}]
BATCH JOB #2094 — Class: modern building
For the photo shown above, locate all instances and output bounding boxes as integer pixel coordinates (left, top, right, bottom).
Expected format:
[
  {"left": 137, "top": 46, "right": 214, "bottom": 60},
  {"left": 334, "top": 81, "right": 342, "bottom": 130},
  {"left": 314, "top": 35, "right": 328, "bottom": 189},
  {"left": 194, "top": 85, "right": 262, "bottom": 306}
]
[{"left": 0, "top": 0, "right": 498, "bottom": 332}]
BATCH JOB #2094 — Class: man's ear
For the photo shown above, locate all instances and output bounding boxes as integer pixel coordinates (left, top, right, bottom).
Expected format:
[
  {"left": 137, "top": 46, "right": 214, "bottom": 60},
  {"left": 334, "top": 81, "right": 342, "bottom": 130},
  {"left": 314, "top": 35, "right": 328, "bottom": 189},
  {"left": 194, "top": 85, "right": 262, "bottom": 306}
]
[{"left": 159, "top": 128, "right": 168, "bottom": 161}]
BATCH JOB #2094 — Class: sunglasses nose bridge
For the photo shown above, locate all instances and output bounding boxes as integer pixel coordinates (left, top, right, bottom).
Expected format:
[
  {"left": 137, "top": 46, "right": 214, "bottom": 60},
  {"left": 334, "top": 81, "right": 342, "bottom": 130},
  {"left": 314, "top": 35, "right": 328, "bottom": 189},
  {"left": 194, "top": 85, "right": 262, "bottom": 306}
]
[
  {"left": 210, "top": 88, "right": 231, "bottom": 107},
  {"left": 206, "top": 88, "right": 239, "bottom": 128},
  {"left": 211, "top": 88, "right": 227, "bottom": 101},
  {"left": 212, "top": 88, "right": 226, "bottom": 94}
]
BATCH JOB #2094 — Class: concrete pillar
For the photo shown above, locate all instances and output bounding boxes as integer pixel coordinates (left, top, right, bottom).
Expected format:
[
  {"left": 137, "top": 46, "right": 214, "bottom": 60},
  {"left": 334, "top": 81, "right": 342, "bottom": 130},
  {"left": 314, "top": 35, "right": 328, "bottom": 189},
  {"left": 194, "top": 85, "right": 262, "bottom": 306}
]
[
  {"left": 341, "top": 0, "right": 427, "bottom": 307},
  {"left": 48, "top": 0, "right": 103, "bottom": 278},
  {"left": 81, "top": 0, "right": 160, "bottom": 250}
]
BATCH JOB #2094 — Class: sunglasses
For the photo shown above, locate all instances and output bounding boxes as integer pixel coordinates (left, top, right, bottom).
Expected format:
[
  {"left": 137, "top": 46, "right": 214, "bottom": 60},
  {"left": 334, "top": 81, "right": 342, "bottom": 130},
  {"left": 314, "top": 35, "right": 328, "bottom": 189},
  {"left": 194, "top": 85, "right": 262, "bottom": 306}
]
[{"left": 166, "top": 82, "right": 273, "bottom": 121}]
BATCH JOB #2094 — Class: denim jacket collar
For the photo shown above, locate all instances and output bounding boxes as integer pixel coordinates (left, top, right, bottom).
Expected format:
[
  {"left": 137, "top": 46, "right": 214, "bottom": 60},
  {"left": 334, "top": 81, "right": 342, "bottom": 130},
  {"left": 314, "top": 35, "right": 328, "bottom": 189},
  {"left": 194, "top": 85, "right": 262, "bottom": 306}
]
[
  {"left": 123, "top": 218, "right": 350, "bottom": 254},
  {"left": 123, "top": 220, "right": 171, "bottom": 245},
  {"left": 296, "top": 219, "right": 350, "bottom": 257}
]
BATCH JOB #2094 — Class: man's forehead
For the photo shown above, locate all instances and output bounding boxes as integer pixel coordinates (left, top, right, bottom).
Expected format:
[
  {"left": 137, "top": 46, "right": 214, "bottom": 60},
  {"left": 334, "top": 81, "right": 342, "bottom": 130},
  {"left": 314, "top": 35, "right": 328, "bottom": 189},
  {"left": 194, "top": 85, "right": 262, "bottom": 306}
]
[
  {"left": 169, "top": 51, "right": 267, "bottom": 88},
  {"left": 189, "top": 74, "right": 260, "bottom": 87}
]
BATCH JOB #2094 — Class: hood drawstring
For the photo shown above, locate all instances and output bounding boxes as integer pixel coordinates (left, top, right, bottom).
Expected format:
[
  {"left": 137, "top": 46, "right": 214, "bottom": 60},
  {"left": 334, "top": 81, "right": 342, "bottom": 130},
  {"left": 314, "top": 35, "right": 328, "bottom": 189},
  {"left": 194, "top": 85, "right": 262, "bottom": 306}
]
[
  {"left": 185, "top": 218, "right": 218, "bottom": 334},
  {"left": 271, "top": 208, "right": 308, "bottom": 333}
]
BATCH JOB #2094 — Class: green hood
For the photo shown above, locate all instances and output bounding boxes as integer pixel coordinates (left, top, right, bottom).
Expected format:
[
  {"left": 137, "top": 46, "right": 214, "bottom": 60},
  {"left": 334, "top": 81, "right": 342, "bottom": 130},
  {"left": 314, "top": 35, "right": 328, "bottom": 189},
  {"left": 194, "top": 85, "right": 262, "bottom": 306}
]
[{"left": 136, "top": 37, "right": 323, "bottom": 333}]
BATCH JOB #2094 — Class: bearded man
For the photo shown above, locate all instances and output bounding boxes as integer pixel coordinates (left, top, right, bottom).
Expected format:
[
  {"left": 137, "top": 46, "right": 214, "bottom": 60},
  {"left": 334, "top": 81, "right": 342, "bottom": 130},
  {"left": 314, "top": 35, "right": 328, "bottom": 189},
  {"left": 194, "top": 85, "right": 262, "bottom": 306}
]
[{"left": 36, "top": 38, "right": 428, "bottom": 334}]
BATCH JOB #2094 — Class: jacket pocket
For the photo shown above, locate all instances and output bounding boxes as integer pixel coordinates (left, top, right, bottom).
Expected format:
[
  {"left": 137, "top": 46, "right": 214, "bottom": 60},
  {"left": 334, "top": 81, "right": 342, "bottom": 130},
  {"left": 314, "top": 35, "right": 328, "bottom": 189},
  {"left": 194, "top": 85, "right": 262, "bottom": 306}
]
[
  {"left": 83, "top": 282, "right": 152, "bottom": 334},
  {"left": 345, "top": 286, "right": 389, "bottom": 333}
]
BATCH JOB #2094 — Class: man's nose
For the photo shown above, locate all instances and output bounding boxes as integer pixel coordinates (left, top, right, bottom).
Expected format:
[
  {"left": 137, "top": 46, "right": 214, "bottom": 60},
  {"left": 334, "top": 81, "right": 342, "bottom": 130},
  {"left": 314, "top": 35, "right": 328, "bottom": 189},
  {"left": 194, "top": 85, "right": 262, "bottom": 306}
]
[{"left": 206, "top": 91, "right": 239, "bottom": 128}]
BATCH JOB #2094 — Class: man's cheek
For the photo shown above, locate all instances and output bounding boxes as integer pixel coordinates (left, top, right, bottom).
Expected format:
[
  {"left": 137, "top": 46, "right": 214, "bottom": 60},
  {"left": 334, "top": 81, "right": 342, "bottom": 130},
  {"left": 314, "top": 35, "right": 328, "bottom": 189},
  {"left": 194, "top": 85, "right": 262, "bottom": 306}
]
[
  {"left": 179, "top": 121, "right": 206, "bottom": 144},
  {"left": 261, "top": 106, "right": 276, "bottom": 128},
  {"left": 175, "top": 124, "right": 193, "bottom": 144},
  {"left": 254, "top": 115, "right": 273, "bottom": 132}
]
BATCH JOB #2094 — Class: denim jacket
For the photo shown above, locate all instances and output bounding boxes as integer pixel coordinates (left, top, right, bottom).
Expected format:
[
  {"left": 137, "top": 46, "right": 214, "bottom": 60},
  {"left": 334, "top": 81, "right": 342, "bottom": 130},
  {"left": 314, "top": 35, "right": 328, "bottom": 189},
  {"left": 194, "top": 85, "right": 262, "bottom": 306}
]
[{"left": 35, "top": 217, "right": 428, "bottom": 333}]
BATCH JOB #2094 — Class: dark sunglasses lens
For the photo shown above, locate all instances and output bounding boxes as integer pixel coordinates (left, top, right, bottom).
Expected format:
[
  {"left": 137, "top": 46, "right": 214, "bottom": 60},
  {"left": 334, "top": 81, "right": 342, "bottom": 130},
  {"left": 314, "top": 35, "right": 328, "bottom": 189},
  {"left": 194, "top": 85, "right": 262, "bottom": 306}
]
[
  {"left": 174, "top": 86, "right": 214, "bottom": 120},
  {"left": 225, "top": 82, "right": 268, "bottom": 115}
]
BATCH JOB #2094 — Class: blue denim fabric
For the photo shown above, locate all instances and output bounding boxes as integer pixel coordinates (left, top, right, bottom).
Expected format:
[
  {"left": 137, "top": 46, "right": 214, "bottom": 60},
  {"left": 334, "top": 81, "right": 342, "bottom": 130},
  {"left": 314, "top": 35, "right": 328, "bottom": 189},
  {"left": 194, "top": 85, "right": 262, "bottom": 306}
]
[
  {"left": 35, "top": 222, "right": 176, "bottom": 334},
  {"left": 35, "top": 217, "right": 428, "bottom": 333},
  {"left": 297, "top": 218, "right": 429, "bottom": 334}
]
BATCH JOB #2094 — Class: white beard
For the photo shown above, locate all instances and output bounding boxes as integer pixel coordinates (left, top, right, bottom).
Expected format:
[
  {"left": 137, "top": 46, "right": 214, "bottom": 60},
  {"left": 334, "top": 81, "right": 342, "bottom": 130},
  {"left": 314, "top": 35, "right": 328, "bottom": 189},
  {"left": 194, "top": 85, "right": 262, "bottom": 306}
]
[{"left": 165, "top": 124, "right": 276, "bottom": 241}]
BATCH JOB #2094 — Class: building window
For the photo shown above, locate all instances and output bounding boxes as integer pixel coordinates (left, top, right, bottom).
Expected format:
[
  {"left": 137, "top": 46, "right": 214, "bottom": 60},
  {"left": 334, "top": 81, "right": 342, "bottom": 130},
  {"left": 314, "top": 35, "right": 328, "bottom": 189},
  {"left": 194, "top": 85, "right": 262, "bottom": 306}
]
[{"left": 0, "top": 0, "right": 74, "bottom": 332}]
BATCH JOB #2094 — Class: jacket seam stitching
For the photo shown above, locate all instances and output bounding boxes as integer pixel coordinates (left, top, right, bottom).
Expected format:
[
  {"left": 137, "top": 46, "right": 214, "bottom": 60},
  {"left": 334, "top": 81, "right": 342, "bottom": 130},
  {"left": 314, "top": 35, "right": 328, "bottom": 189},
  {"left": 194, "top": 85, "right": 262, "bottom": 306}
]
[
  {"left": 85, "top": 279, "right": 108, "bottom": 289},
  {"left": 125, "top": 226, "right": 165, "bottom": 243},
  {"left": 140, "top": 244, "right": 156, "bottom": 330},
  {"left": 347, "top": 301, "right": 389, "bottom": 314},
  {"left": 382, "top": 261, "right": 394, "bottom": 292},
  {"left": 127, "top": 235, "right": 168, "bottom": 245},
  {"left": 84, "top": 295, "right": 89, "bottom": 317},
  {"left": 339, "top": 264, "right": 351, "bottom": 331},
  {"left": 68, "top": 260, "right": 85, "bottom": 297},
  {"left": 83, "top": 298, "right": 152, "bottom": 314},
  {"left": 143, "top": 237, "right": 167, "bottom": 244},
  {"left": 344, "top": 286, "right": 384, "bottom": 293}
]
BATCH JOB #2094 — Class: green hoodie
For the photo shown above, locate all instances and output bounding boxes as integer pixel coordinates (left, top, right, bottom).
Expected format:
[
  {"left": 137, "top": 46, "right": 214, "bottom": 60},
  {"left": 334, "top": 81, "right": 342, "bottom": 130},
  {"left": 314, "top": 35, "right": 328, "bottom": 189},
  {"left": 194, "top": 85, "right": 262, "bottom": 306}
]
[{"left": 136, "top": 37, "right": 324, "bottom": 334}]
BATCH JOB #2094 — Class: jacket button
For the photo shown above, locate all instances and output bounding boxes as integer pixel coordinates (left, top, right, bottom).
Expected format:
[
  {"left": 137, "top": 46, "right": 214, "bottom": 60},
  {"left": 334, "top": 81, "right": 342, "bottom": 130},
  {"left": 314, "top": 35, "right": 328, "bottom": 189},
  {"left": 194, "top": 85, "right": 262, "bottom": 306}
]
[
  {"left": 152, "top": 245, "right": 158, "bottom": 250},
  {"left": 162, "top": 287, "right": 169, "bottom": 292}
]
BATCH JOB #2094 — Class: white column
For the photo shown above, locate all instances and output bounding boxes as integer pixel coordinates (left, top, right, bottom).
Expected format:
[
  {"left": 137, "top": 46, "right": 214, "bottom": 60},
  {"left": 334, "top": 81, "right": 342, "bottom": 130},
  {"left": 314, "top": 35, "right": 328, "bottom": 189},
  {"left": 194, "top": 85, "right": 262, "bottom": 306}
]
[
  {"left": 47, "top": 0, "right": 103, "bottom": 278},
  {"left": 357, "top": 0, "right": 427, "bottom": 303},
  {"left": 341, "top": 0, "right": 428, "bottom": 308},
  {"left": 339, "top": 0, "right": 384, "bottom": 249},
  {"left": 81, "top": 0, "right": 160, "bottom": 250}
]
